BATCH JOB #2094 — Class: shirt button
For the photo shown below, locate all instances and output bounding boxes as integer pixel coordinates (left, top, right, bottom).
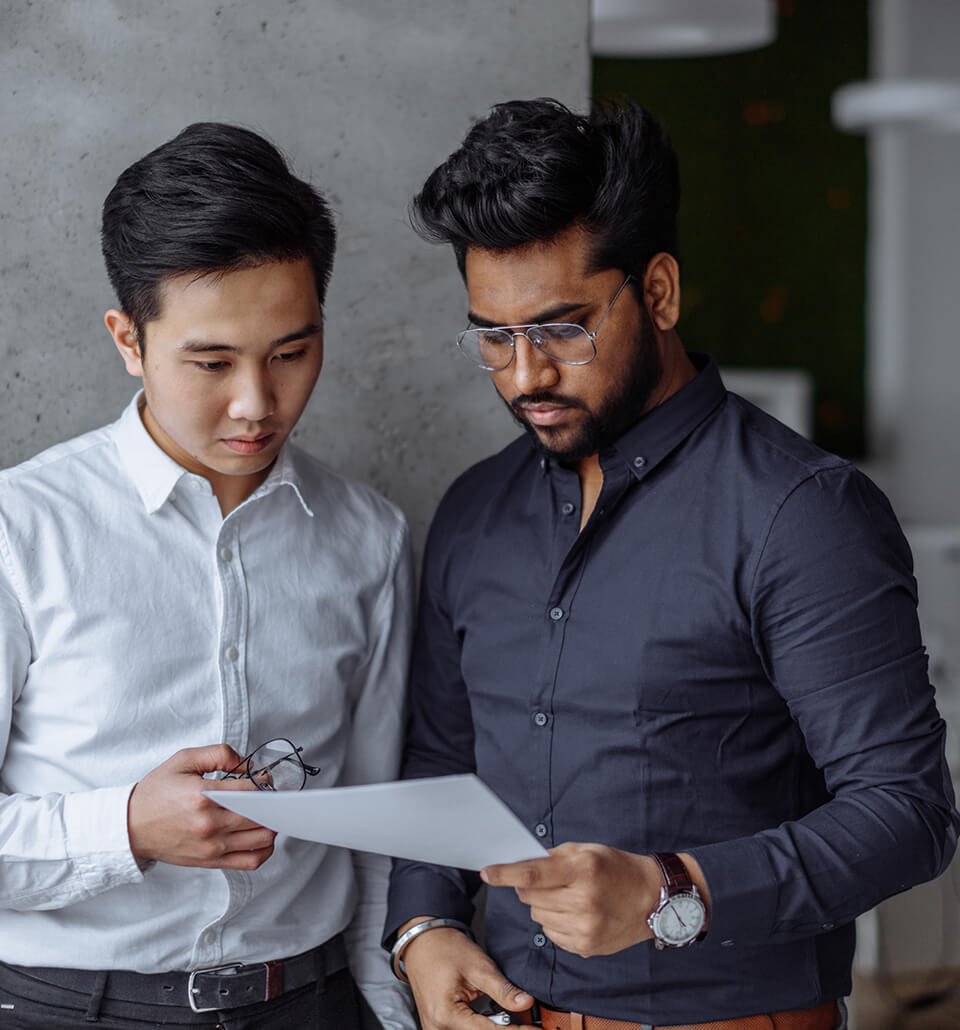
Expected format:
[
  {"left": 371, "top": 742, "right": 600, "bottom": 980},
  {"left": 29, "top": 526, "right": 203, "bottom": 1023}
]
[
  {"left": 633, "top": 456, "right": 647, "bottom": 468},
  {"left": 225, "top": 645, "right": 239, "bottom": 662},
  {"left": 549, "top": 606, "right": 564, "bottom": 621},
  {"left": 202, "top": 930, "right": 216, "bottom": 946},
  {"left": 190, "top": 479, "right": 204, "bottom": 491},
  {"left": 533, "top": 933, "right": 547, "bottom": 948},
  {"left": 219, "top": 546, "right": 233, "bottom": 562},
  {"left": 822, "top": 922, "right": 835, "bottom": 931},
  {"left": 534, "top": 823, "right": 548, "bottom": 838},
  {"left": 561, "top": 502, "right": 575, "bottom": 516},
  {"left": 533, "top": 712, "right": 548, "bottom": 727},
  {"left": 721, "top": 939, "right": 735, "bottom": 948}
]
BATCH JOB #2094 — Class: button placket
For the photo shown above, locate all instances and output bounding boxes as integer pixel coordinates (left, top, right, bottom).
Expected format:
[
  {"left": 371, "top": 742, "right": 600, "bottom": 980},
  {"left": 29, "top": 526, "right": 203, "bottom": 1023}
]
[{"left": 215, "top": 521, "right": 249, "bottom": 757}]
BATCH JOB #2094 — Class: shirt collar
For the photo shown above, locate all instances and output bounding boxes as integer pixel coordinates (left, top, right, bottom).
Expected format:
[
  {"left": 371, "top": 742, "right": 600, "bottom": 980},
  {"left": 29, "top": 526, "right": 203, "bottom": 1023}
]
[
  {"left": 607, "top": 352, "right": 725, "bottom": 480},
  {"left": 111, "top": 393, "right": 313, "bottom": 517},
  {"left": 540, "top": 352, "right": 725, "bottom": 482},
  {"left": 603, "top": 351, "right": 725, "bottom": 480}
]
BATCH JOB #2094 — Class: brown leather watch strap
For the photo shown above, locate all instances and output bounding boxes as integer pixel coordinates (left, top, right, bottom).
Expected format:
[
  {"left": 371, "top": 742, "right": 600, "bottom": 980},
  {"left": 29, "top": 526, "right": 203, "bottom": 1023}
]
[{"left": 651, "top": 852, "right": 693, "bottom": 892}]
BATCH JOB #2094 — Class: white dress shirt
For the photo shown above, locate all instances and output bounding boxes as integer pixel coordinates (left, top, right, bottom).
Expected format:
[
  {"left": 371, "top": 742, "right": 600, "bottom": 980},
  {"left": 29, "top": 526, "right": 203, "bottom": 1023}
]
[{"left": 0, "top": 395, "right": 415, "bottom": 1029}]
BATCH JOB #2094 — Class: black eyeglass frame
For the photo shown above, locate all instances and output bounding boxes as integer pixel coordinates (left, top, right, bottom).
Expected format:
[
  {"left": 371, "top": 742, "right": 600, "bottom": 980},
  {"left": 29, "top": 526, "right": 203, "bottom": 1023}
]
[{"left": 223, "top": 737, "right": 322, "bottom": 792}]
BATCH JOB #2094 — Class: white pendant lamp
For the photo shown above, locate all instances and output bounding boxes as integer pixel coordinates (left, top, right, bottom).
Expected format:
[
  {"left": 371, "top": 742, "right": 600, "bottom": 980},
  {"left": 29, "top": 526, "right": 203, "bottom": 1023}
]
[{"left": 591, "top": 0, "right": 777, "bottom": 58}]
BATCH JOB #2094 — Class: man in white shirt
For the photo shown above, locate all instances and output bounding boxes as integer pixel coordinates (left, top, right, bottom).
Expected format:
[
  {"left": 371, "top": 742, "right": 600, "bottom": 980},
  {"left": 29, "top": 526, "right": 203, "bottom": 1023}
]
[{"left": 0, "top": 123, "right": 415, "bottom": 1029}]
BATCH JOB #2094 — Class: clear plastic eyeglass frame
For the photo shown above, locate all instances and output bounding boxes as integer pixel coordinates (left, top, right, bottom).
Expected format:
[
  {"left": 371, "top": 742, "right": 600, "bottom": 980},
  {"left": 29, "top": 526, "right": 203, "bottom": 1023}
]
[{"left": 456, "top": 274, "right": 634, "bottom": 371}]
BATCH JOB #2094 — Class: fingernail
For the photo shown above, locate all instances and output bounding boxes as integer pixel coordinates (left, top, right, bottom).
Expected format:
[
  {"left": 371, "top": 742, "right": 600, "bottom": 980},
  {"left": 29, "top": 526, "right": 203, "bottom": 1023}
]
[{"left": 479, "top": 869, "right": 490, "bottom": 883}]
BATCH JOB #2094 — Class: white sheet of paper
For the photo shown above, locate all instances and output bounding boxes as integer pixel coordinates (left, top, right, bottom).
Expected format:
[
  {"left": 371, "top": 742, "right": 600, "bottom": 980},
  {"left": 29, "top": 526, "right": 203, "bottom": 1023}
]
[{"left": 204, "top": 773, "right": 549, "bottom": 870}]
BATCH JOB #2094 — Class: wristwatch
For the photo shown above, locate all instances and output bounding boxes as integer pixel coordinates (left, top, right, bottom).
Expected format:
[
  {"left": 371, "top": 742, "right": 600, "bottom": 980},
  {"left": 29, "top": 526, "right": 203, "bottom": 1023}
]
[{"left": 647, "top": 852, "right": 706, "bottom": 949}]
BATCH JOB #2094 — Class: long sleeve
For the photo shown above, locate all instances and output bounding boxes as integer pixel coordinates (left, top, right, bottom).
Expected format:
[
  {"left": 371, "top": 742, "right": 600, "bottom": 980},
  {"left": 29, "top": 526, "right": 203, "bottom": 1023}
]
[
  {"left": 341, "top": 518, "right": 418, "bottom": 1030},
  {"left": 384, "top": 502, "right": 483, "bottom": 943},
  {"left": 0, "top": 532, "right": 143, "bottom": 911},
  {"left": 689, "top": 467, "right": 960, "bottom": 947}
]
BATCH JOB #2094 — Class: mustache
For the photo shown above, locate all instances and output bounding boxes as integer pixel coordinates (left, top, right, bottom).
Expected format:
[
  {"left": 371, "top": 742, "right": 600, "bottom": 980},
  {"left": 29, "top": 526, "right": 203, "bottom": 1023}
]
[{"left": 510, "top": 391, "right": 585, "bottom": 413}]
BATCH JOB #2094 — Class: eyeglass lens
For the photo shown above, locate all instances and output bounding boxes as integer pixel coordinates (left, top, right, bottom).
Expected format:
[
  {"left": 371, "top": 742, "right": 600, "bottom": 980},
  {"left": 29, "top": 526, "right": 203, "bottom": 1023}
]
[
  {"left": 245, "top": 739, "right": 306, "bottom": 791},
  {"left": 459, "top": 324, "right": 594, "bottom": 370}
]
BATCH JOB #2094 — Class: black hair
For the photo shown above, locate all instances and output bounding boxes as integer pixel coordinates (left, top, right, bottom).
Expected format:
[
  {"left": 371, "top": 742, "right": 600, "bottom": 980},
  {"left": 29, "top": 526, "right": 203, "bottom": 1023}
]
[
  {"left": 410, "top": 97, "right": 679, "bottom": 283},
  {"left": 101, "top": 122, "right": 336, "bottom": 340}
]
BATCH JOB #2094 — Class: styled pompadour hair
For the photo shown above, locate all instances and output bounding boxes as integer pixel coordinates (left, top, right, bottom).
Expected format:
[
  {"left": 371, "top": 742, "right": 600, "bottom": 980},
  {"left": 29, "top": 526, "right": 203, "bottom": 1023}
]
[{"left": 411, "top": 97, "right": 680, "bottom": 283}]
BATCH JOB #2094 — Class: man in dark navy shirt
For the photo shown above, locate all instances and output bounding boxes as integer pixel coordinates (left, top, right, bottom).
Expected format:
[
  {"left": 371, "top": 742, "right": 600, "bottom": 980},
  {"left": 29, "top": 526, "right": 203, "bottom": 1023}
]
[{"left": 384, "top": 99, "right": 959, "bottom": 1030}]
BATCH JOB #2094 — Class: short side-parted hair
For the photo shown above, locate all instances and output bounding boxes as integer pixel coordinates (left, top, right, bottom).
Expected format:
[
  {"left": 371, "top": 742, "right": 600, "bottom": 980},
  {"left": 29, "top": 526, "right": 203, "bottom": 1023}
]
[
  {"left": 101, "top": 122, "right": 337, "bottom": 340},
  {"left": 411, "top": 97, "right": 679, "bottom": 283}
]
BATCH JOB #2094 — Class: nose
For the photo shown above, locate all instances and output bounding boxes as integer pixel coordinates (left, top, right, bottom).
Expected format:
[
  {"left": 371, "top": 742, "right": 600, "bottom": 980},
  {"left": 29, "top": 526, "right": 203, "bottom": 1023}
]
[
  {"left": 509, "top": 332, "right": 560, "bottom": 395},
  {"left": 227, "top": 368, "right": 276, "bottom": 423}
]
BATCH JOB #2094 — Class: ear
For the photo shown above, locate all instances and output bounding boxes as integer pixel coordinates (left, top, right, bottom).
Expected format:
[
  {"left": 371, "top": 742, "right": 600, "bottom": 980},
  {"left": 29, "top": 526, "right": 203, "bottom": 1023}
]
[
  {"left": 643, "top": 253, "right": 681, "bottom": 331},
  {"left": 105, "top": 309, "right": 143, "bottom": 376}
]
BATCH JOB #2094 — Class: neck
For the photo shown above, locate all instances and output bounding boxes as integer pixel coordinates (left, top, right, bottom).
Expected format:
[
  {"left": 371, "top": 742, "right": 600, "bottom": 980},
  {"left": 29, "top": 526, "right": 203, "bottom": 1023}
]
[
  {"left": 643, "top": 332, "right": 696, "bottom": 414},
  {"left": 576, "top": 455, "right": 604, "bottom": 532}
]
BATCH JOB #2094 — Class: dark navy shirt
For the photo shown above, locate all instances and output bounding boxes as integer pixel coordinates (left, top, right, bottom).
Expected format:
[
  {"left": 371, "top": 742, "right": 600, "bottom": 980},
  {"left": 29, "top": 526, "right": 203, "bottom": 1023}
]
[{"left": 386, "top": 355, "right": 958, "bottom": 1024}]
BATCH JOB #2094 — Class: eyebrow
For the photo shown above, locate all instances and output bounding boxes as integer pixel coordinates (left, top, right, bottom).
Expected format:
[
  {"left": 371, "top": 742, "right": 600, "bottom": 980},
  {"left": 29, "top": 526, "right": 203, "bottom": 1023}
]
[
  {"left": 466, "top": 301, "right": 586, "bottom": 329},
  {"left": 178, "top": 322, "right": 322, "bottom": 354}
]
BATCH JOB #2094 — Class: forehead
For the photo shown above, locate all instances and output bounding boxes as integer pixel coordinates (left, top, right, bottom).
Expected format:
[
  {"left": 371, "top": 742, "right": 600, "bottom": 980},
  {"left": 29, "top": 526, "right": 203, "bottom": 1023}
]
[
  {"left": 150, "top": 258, "right": 320, "bottom": 338},
  {"left": 464, "top": 226, "right": 618, "bottom": 323}
]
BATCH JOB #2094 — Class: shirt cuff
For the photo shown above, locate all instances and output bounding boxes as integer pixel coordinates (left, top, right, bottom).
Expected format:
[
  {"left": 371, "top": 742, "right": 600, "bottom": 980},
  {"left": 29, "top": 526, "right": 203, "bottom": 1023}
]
[
  {"left": 63, "top": 783, "right": 145, "bottom": 893},
  {"left": 384, "top": 862, "right": 477, "bottom": 950},
  {"left": 687, "top": 835, "right": 778, "bottom": 949}
]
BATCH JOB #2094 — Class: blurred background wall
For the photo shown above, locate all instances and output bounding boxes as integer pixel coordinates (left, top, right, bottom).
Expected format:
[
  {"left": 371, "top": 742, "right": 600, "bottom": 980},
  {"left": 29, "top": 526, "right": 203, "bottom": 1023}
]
[{"left": 0, "top": 0, "right": 589, "bottom": 552}]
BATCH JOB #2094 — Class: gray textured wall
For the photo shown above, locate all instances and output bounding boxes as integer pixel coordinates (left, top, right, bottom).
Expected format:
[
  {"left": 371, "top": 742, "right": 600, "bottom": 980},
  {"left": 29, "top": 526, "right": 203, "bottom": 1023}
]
[{"left": 0, "top": 0, "right": 589, "bottom": 550}]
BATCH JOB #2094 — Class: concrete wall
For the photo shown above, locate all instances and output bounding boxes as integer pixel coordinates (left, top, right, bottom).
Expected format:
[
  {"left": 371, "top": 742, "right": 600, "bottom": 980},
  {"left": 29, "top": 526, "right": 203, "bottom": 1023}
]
[{"left": 0, "top": 0, "right": 590, "bottom": 552}]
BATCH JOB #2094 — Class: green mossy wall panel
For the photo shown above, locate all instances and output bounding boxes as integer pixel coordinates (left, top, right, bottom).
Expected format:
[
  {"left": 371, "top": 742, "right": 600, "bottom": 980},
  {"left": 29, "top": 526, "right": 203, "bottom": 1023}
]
[{"left": 593, "top": 0, "right": 868, "bottom": 456}]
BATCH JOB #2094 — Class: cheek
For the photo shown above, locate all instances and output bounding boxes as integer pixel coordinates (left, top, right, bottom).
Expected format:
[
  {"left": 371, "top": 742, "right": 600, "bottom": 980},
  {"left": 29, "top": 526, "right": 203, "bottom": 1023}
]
[
  {"left": 146, "top": 372, "right": 224, "bottom": 425},
  {"left": 490, "top": 371, "right": 514, "bottom": 403}
]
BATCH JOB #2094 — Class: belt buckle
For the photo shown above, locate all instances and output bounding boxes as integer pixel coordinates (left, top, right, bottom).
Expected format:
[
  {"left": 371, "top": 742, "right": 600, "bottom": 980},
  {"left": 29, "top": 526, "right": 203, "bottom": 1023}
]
[{"left": 187, "top": 963, "right": 244, "bottom": 1014}]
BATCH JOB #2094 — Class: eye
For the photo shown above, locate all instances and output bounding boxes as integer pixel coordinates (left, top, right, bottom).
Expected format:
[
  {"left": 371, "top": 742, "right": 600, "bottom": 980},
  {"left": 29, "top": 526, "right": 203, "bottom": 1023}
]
[
  {"left": 476, "top": 330, "right": 512, "bottom": 349},
  {"left": 275, "top": 349, "right": 307, "bottom": 363},
  {"left": 539, "top": 323, "right": 586, "bottom": 342},
  {"left": 195, "top": 360, "right": 228, "bottom": 372}
]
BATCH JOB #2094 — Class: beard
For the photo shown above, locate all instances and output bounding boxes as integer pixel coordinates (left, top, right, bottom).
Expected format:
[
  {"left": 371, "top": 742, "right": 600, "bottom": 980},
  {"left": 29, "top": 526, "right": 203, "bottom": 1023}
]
[{"left": 500, "top": 306, "right": 664, "bottom": 464}]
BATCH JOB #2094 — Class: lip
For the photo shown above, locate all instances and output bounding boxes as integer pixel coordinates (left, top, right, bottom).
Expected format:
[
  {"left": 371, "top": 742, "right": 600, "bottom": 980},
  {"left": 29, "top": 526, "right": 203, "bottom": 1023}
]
[
  {"left": 521, "top": 405, "right": 571, "bottom": 427},
  {"left": 221, "top": 433, "right": 276, "bottom": 455}
]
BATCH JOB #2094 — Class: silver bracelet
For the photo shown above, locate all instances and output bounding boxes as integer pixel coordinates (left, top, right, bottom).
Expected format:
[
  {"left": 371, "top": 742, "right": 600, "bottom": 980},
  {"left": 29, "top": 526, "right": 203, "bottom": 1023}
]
[{"left": 390, "top": 917, "right": 474, "bottom": 983}]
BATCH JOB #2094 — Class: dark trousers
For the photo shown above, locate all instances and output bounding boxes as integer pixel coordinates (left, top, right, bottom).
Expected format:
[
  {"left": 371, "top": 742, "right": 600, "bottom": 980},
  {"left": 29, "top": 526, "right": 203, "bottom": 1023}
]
[{"left": 0, "top": 961, "right": 383, "bottom": 1030}]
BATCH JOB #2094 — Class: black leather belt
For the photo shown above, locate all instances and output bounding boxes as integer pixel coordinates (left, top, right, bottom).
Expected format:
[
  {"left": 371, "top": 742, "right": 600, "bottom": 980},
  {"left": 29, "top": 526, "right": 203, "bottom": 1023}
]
[{"left": 6, "top": 934, "right": 347, "bottom": 1015}]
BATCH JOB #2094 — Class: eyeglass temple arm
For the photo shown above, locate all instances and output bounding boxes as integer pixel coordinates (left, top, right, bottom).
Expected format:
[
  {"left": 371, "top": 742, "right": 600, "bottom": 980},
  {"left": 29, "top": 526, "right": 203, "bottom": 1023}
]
[
  {"left": 588, "top": 274, "right": 634, "bottom": 340},
  {"left": 254, "top": 748, "right": 322, "bottom": 779},
  {"left": 256, "top": 745, "right": 305, "bottom": 773}
]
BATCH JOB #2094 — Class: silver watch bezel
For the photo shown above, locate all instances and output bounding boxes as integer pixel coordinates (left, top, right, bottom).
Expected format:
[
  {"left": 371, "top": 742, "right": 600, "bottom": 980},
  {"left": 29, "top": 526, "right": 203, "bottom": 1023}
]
[{"left": 647, "top": 884, "right": 706, "bottom": 949}]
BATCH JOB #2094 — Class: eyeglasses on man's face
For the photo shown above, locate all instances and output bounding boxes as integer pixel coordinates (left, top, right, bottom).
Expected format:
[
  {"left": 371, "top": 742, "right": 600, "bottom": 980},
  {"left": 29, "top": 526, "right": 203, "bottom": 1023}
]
[
  {"left": 456, "top": 274, "right": 634, "bottom": 371},
  {"left": 223, "top": 737, "right": 322, "bottom": 791}
]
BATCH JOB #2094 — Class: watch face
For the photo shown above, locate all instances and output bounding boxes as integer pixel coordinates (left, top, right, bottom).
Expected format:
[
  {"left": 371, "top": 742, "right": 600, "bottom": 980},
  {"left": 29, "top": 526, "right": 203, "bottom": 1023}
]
[{"left": 655, "top": 893, "right": 705, "bottom": 945}]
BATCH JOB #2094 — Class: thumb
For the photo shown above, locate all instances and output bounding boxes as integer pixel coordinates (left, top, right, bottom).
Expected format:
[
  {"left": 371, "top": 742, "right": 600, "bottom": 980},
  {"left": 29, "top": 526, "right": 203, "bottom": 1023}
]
[
  {"left": 175, "top": 743, "right": 246, "bottom": 775},
  {"left": 479, "top": 971, "right": 534, "bottom": 1014}
]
